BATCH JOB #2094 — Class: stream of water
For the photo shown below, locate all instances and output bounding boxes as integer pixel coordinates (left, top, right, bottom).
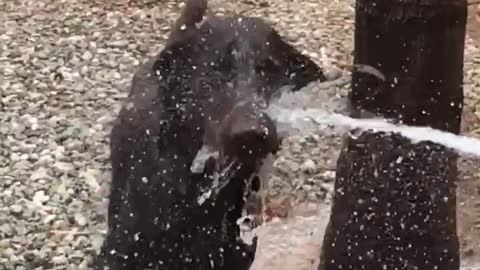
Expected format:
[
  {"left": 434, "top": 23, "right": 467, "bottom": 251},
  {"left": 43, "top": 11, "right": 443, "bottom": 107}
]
[{"left": 264, "top": 82, "right": 480, "bottom": 158}]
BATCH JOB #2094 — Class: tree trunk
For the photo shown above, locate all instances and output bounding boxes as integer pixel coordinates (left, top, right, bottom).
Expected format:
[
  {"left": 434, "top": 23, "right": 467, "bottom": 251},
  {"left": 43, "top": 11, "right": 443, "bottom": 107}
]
[
  {"left": 319, "top": 132, "right": 460, "bottom": 270},
  {"left": 350, "top": 0, "right": 466, "bottom": 134},
  {"left": 319, "top": 0, "right": 467, "bottom": 269}
]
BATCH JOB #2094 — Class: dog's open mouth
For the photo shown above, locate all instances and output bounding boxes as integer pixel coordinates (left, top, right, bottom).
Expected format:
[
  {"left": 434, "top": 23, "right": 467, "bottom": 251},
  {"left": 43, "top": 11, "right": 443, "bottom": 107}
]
[{"left": 191, "top": 142, "right": 276, "bottom": 244}]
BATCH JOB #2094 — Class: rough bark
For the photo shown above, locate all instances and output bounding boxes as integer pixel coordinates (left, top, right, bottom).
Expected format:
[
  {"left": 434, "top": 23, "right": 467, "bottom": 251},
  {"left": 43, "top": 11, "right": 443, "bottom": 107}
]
[
  {"left": 319, "top": 0, "right": 467, "bottom": 269},
  {"left": 349, "top": 0, "right": 467, "bottom": 134},
  {"left": 319, "top": 132, "right": 460, "bottom": 270}
]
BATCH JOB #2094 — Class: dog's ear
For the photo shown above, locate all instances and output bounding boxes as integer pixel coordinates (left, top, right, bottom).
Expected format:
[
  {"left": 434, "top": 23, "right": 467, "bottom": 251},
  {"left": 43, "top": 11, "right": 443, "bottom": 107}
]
[
  {"left": 158, "top": 0, "right": 208, "bottom": 77},
  {"left": 266, "top": 30, "right": 326, "bottom": 90},
  {"left": 166, "top": 0, "right": 208, "bottom": 47},
  {"left": 173, "top": 0, "right": 208, "bottom": 33}
]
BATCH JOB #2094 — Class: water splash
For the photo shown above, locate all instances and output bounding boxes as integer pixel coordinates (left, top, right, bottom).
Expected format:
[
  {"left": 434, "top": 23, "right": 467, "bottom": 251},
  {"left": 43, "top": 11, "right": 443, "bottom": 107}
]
[
  {"left": 265, "top": 80, "right": 480, "bottom": 158},
  {"left": 196, "top": 160, "right": 240, "bottom": 205},
  {"left": 190, "top": 145, "right": 219, "bottom": 174}
]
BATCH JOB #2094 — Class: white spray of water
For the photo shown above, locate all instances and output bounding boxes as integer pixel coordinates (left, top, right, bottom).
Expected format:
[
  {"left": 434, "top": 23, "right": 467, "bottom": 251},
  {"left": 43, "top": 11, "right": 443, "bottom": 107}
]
[
  {"left": 190, "top": 145, "right": 219, "bottom": 174},
  {"left": 265, "top": 81, "right": 480, "bottom": 158},
  {"left": 196, "top": 159, "right": 240, "bottom": 205}
]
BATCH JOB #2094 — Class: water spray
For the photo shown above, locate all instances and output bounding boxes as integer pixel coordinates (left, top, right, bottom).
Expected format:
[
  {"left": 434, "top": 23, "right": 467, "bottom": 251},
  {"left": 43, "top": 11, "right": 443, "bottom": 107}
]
[{"left": 264, "top": 78, "right": 480, "bottom": 158}]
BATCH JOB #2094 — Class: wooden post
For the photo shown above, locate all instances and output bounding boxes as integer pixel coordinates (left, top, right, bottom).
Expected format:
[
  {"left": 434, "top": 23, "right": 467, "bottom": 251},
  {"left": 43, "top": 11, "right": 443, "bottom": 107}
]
[
  {"left": 349, "top": 0, "right": 467, "bottom": 133},
  {"left": 319, "top": 132, "right": 461, "bottom": 270},
  {"left": 319, "top": 0, "right": 467, "bottom": 269}
]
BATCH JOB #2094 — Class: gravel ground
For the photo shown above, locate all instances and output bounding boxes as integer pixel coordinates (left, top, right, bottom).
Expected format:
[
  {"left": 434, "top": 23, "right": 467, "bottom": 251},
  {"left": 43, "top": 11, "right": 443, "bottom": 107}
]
[{"left": 0, "top": 0, "right": 479, "bottom": 269}]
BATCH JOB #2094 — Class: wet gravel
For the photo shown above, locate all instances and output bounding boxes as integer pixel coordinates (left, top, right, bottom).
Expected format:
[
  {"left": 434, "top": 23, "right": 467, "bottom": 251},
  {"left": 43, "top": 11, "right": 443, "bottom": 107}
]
[{"left": 0, "top": 0, "right": 479, "bottom": 269}]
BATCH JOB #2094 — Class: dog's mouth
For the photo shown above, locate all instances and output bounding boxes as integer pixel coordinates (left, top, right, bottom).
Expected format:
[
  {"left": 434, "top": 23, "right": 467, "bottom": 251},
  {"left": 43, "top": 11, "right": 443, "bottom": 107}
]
[
  {"left": 194, "top": 156, "right": 242, "bottom": 206},
  {"left": 191, "top": 102, "right": 279, "bottom": 205},
  {"left": 191, "top": 141, "right": 276, "bottom": 236}
]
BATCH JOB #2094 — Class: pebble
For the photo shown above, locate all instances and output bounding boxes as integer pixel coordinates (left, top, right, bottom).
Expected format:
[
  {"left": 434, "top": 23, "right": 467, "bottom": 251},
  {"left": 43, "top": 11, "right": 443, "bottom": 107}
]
[
  {"left": 81, "top": 50, "right": 93, "bottom": 61},
  {"left": 0, "top": 239, "right": 10, "bottom": 249},
  {"left": 324, "top": 67, "right": 343, "bottom": 81},
  {"left": 32, "top": 190, "right": 49, "bottom": 205},
  {"left": 23, "top": 251, "right": 36, "bottom": 261},
  {"left": 9, "top": 204, "right": 23, "bottom": 215},
  {"left": 54, "top": 161, "right": 75, "bottom": 173},
  {"left": 44, "top": 214, "right": 56, "bottom": 224},
  {"left": 110, "top": 40, "right": 129, "bottom": 48},
  {"left": 74, "top": 213, "right": 88, "bottom": 226},
  {"left": 52, "top": 254, "right": 68, "bottom": 265},
  {"left": 300, "top": 159, "right": 316, "bottom": 173},
  {"left": 30, "top": 167, "right": 49, "bottom": 181},
  {"left": 2, "top": 248, "right": 15, "bottom": 258}
]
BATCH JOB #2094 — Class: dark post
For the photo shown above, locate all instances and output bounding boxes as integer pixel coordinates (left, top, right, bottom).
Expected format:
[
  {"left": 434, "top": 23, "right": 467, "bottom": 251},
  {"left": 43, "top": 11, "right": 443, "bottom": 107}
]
[
  {"left": 349, "top": 0, "right": 467, "bottom": 133},
  {"left": 319, "top": 0, "right": 468, "bottom": 270}
]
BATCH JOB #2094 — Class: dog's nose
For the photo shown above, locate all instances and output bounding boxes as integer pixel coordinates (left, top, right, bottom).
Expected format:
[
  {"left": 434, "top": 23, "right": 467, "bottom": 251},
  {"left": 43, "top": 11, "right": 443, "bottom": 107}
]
[{"left": 220, "top": 106, "right": 279, "bottom": 160}]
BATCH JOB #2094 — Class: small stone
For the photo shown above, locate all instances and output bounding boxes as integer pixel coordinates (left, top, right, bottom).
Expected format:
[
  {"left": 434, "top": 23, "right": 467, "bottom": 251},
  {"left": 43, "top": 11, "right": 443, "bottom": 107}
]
[
  {"left": 324, "top": 67, "right": 343, "bottom": 81},
  {"left": 320, "top": 183, "right": 334, "bottom": 194},
  {"left": 52, "top": 254, "right": 68, "bottom": 265},
  {"left": 9, "top": 204, "right": 23, "bottom": 215},
  {"left": 300, "top": 159, "right": 316, "bottom": 173},
  {"left": 30, "top": 167, "right": 49, "bottom": 181},
  {"left": 2, "top": 247, "right": 15, "bottom": 258},
  {"left": 81, "top": 50, "right": 93, "bottom": 61},
  {"left": 320, "top": 170, "right": 336, "bottom": 181},
  {"left": 464, "top": 248, "right": 475, "bottom": 257},
  {"left": 74, "top": 213, "right": 88, "bottom": 226},
  {"left": 44, "top": 214, "right": 56, "bottom": 224},
  {"left": 110, "top": 40, "right": 129, "bottom": 48},
  {"left": 23, "top": 251, "right": 36, "bottom": 261},
  {"left": 32, "top": 190, "right": 49, "bottom": 205},
  {"left": 0, "top": 239, "right": 10, "bottom": 248},
  {"left": 54, "top": 161, "right": 74, "bottom": 173}
]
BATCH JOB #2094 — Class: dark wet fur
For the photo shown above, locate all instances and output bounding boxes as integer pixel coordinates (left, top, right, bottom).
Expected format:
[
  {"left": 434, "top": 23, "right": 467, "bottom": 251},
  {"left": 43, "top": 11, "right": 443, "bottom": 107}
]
[{"left": 94, "top": 1, "right": 325, "bottom": 269}]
